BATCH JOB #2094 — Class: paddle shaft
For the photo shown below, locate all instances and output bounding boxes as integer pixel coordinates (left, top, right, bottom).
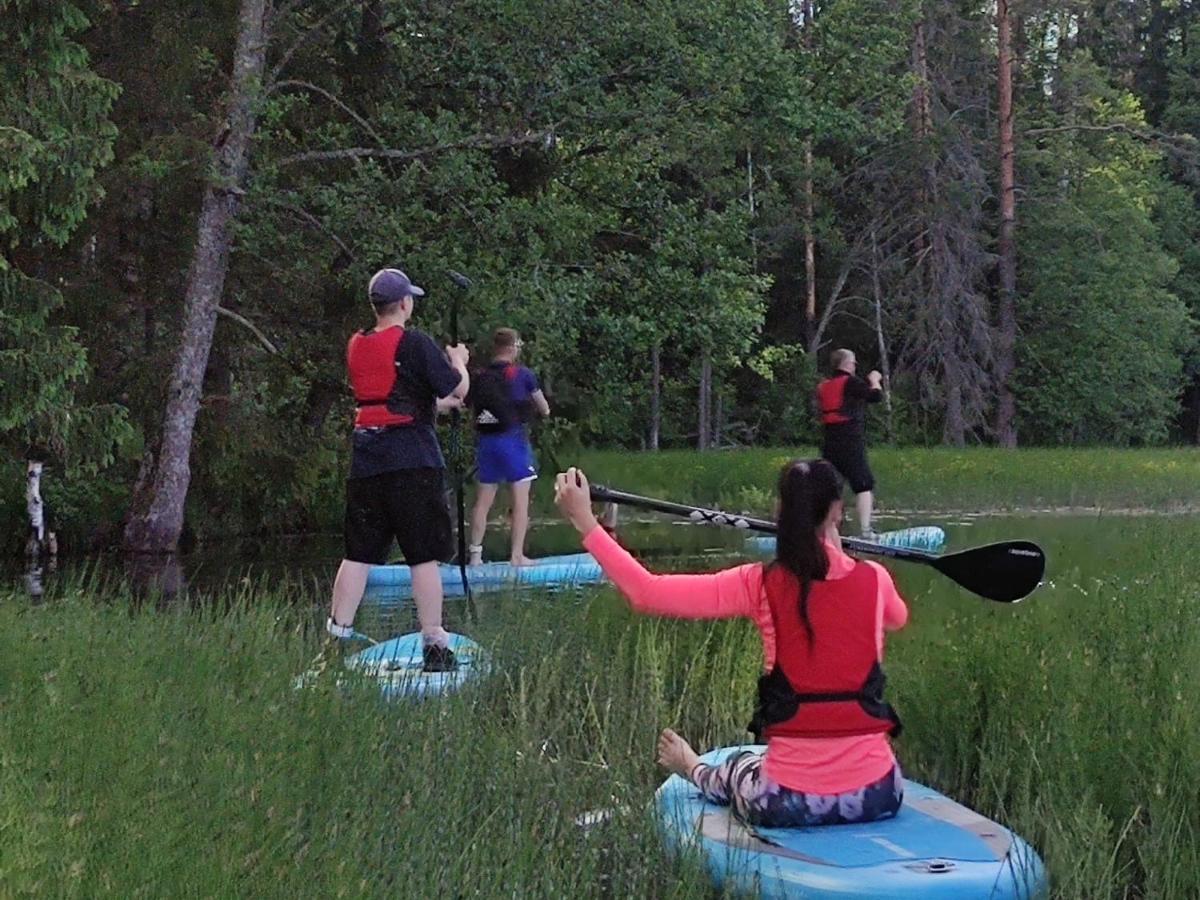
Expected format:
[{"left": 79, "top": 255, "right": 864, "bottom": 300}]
[
  {"left": 448, "top": 274, "right": 472, "bottom": 603},
  {"left": 588, "top": 485, "right": 930, "bottom": 560},
  {"left": 587, "top": 484, "right": 1044, "bottom": 602}
]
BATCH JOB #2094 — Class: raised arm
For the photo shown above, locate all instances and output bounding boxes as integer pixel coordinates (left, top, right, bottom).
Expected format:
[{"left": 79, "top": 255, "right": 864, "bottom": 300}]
[
  {"left": 557, "top": 468, "right": 761, "bottom": 620},
  {"left": 845, "top": 372, "right": 884, "bottom": 405},
  {"left": 582, "top": 526, "right": 762, "bottom": 619}
]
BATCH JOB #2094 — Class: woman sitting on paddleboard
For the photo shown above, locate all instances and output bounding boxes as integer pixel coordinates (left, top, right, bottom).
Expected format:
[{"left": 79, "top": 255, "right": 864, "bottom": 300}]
[{"left": 554, "top": 460, "right": 908, "bottom": 827}]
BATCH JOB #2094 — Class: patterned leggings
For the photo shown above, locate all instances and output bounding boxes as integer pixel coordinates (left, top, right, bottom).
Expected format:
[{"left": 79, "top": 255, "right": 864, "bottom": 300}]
[{"left": 691, "top": 751, "right": 903, "bottom": 828}]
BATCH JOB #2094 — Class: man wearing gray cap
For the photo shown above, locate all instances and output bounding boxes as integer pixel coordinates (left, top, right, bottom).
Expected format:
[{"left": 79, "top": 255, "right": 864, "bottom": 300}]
[{"left": 325, "top": 268, "right": 470, "bottom": 671}]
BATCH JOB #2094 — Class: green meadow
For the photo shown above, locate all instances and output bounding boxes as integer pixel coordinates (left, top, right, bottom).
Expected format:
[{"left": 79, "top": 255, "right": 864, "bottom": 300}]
[
  {"left": 565, "top": 446, "right": 1200, "bottom": 515},
  {"left": 3, "top": 450, "right": 1200, "bottom": 898}
]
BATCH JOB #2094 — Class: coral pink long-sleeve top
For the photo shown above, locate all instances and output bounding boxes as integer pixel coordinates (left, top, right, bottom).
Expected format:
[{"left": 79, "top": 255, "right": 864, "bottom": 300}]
[{"left": 581, "top": 525, "right": 909, "bottom": 795}]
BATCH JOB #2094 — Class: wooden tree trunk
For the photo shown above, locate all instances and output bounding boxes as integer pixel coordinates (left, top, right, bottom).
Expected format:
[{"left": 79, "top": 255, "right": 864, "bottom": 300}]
[
  {"left": 649, "top": 343, "right": 661, "bottom": 451},
  {"left": 870, "top": 228, "right": 894, "bottom": 442},
  {"left": 803, "top": 141, "right": 816, "bottom": 342},
  {"left": 943, "top": 381, "right": 966, "bottom": 447},
  {"left": 123, "top": 0, "right": 271, "bottom": 554},
  {"left": 801, "top": 0, "right": 816, "bottom": 345},
  {"left": 746, "top": 145, "right": 758, "bottom": 270},
  {"left": 25, "top": 461, "right": 45, "bottom": 557},
  {"left": 714, "top": 385, "right": 724, "bottom": 448},
  {"left": 994, "top": 0, "right": 1019, "bottom": 448},
  {"left": 698, "top": 352, "right": 712, "bottom": 450},
  {"left": 911, "top": 17, "right": 932, "bottom": 260}
]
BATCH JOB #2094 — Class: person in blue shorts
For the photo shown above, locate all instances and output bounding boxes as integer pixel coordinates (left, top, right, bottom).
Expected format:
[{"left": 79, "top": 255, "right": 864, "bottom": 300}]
[{"left": 468, "top": 328, "right": 550, "bottom": 566}]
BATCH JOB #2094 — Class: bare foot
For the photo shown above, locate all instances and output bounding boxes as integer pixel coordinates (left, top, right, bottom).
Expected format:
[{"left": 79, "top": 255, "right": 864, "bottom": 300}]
[
  {"left": 468, "top": 554, "right": 484, "bottom": 567},
  {"left": 656, "top": 728, "right": 702, "bottom": 782},
  {"left": 509, "top": 555, "right": 535, "bottom": 567}
]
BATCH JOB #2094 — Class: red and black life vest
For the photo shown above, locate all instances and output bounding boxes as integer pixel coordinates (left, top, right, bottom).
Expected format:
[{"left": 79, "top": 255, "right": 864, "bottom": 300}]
[
  {"left": 469, "top": 362, "right": 530, "bottom": 434},
  {"left": 749, "top": 562, "right": 902, "bottom": 741},
  {"left": 347, "top": 326, "right": 421, "bottom": 428},
  {"left": 816, "top": 371, "right": 853, "bottom": 425}
]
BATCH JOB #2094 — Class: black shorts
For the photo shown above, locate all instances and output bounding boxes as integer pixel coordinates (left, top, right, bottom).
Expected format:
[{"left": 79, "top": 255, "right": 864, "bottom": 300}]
[
  {"left": 822, "top": 429, "right": 875, "bottom": 494},
  {"left": 343, "top": 467, "right": 454, "bottom": 566}
]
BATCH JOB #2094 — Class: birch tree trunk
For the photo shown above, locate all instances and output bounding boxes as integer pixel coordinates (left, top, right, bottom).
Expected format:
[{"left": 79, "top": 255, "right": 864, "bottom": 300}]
[
  {"left": 26, "top": 460, "right": 45, "bottom": 557},
  {"left": 994, "top": 0, "right": 1019, "bottom": 447},
  {"left": 123, "top": 0, "right": 271, "bottom": 553},
  {"left": 698, "top": 352, "right": 712, "bottom": 450}
]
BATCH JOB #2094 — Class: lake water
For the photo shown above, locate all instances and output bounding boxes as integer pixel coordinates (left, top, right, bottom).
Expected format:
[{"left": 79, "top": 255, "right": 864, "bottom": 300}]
[{"left": 5, "top": 511, "right": 1185, "bottom": 637}]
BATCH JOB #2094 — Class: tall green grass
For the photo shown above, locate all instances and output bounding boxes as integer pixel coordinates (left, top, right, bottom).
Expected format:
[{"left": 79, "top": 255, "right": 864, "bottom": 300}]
[
  {"left": 2, "top": 517, "right": 1199, "bottom": 897},
  {"left": 562, "top": 446, "right": 1200, "bottom": 515}
]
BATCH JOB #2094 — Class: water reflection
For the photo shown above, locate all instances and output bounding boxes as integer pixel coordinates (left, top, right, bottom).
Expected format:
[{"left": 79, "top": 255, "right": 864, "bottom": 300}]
[
  {"left": 123, "top": 553, "right": 187, "bottom": 605},
  {"left": 24, "top": 557, "right": 55, "bottom": 602},
  {"left": 7, "top": 512, "right": 1141, "bottom": 613}
]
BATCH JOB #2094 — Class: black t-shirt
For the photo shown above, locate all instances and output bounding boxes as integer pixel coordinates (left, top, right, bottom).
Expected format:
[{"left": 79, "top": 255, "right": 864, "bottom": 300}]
[
  {"left": 349, "top": 329, "right": 462, "bottom": 479},
  {"left": 825, "top": 370, "right": 882, "bottom": 437}
]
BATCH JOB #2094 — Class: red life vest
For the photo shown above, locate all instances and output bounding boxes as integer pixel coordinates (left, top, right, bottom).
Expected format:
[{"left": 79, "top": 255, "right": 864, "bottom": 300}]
[
  {"left": 816, "top": 371, "right": 853, "bottom": 425},
  {"left": 749, "top": 562, "right": 902, "bottom": 740},
  {"left": 346, "top": 326, "right": 419, "bottom": 428}
]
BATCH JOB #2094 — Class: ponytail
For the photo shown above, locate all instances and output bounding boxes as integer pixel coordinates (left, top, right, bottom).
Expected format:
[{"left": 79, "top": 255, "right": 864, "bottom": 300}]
[{"left": 770, "top": 460, "right": 842, "bottom": 649}]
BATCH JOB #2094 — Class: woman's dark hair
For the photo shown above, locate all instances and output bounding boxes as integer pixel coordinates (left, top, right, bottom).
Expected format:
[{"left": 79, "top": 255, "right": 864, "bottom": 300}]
[{"left": 772, "top": 459, "right": 843, "bottom": 646}]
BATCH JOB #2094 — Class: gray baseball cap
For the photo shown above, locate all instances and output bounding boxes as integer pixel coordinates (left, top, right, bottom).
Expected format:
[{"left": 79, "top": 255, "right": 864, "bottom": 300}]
[{"left": 368, "top": 268, "right": 425, "bottom": 304}]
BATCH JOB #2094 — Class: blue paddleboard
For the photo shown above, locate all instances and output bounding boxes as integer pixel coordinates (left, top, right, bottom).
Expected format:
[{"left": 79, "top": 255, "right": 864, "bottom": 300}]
[
  {"left": 656, "top": 745, "right": 1047, "bottom": 899},
  {"left": 344, "top": 632, "right": 486, "bottom": 699},
  {"left": 747, "top": 526, "right": 947, "bottom": 556},
  {"left": 364, "top": 552, "right": 604, "bottom": 601}
]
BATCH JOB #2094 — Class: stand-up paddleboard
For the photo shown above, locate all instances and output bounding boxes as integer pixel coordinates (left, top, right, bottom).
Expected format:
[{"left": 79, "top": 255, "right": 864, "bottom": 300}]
[
  {"left": 747, "top": 526, "right": 947, "bottom": 556},
  {"left": 343, "top": 632, "right": 486, "bottom": 699},
  {"left": 657, "top": 746, "right": 1047, "bottom": 899},
  {"left": 364, "top": 553, "right": 604, "bottom": 601}
]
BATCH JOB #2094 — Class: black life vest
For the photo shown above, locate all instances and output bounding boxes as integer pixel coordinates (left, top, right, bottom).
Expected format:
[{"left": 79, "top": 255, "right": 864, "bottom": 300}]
[
  {"left": 469, "top": 362, "right": 529, "bottom": 434},
  {"left": 346, "top": 326, "right": 422, "bottom": 428},
  {"left": 749, "top": 561, "right": 902, "bottom": 741},
  {"left": 816, "top": 371, "right": 854, "bottom": 425}
]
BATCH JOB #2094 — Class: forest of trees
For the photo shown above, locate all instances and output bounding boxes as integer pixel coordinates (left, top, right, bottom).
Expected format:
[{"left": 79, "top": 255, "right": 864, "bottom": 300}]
[{"left": 4, "top": 0, "right": 1200, "bottom": 546}]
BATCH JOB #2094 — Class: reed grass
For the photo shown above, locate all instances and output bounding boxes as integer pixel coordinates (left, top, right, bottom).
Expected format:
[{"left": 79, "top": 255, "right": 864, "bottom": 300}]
[{"left": 2, "top": 515, "right": 1198, "bottom": 897}]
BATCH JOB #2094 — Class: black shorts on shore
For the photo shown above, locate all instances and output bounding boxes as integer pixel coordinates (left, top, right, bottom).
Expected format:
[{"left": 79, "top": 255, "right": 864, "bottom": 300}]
[
  {"left": 343, "top": 467, "right": 454, "bottom": 566},
  {"left": 821, "top": 428, "right": 875, "bottom": 494}
]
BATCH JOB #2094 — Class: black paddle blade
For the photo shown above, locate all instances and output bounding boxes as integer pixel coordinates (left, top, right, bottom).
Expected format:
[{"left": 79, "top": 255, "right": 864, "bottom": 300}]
[{"left": 930, "top": 540, "right": 1045, "bottom": 603}]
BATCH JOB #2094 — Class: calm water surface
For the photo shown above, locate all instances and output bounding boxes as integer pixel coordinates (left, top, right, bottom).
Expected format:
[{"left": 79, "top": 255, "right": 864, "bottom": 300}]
[{"left": 6, "top": 512, "right": 1189, "bottom": 637}]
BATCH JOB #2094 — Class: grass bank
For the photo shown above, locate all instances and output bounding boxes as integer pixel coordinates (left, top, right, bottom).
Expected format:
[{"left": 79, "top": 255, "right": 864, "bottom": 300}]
[
  {"left": 558, "top": 446, "right": 1200, "bottom": 515},
  {"left": 3, "top": 514, "right": 1199, "bottom": 898}
]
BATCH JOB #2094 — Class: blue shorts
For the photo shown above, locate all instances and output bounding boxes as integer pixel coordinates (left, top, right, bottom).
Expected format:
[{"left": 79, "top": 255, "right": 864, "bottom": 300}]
[{"left": 477, "top": 431, "right": 537, "bottom": 485}]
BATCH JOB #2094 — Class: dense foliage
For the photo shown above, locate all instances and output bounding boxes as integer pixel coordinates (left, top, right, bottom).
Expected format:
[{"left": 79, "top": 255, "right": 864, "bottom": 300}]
[{"left": 4, "top": 0, "right": 1200, "bottom": 541}]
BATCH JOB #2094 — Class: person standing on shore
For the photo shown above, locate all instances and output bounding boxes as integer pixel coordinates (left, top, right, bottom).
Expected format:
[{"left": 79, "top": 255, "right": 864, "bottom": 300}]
[
  {"left": 468, "top": 328, "right": 551, "bottom": 566},
  {"left": 815, "top": 349, "right": 883, "bottom": 538},
  {"left": 326, "top": 268, "right": 470, "bottom": 672}
]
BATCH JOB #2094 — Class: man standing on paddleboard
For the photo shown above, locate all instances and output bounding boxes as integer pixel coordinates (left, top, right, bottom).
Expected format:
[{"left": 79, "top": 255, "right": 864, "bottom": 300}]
[
  {"left": 467, "top": 327, "right": 551, "bottom": 566},
  {"left": 815, "top": 349, "right": 883, "bottom": 538},
  {"left": 325, "top": 268, "right": 470, "bottom": 672}
]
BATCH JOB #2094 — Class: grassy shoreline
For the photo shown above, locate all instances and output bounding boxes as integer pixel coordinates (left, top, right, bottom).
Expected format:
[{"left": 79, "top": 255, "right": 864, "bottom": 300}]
[
  {"left": 560, "top": 446, "right": 1200, "bottom": 516},
  {"left": 4, "top": 457, "right": 1200, "bottom": 898}
]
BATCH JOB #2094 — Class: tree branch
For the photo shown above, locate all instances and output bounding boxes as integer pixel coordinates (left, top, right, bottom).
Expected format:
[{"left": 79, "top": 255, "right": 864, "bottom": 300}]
[
  {"left": 268, "top": 0, "right": 360, "bottom": 85},
  {"left": 270, "top": 80, "right": 388, "bottom": 149},
  {"left": 276, "top": 129, "right": 555, "bottom": 167},
  {"left": 216, "top": 305, "right": 279, "bottom": 355},
  {"left": 270, "top": 200, "right": 356, "bottom": 261},
  {"left": 1023, "top": 122, "right": 1200, "bottom": 159}
]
